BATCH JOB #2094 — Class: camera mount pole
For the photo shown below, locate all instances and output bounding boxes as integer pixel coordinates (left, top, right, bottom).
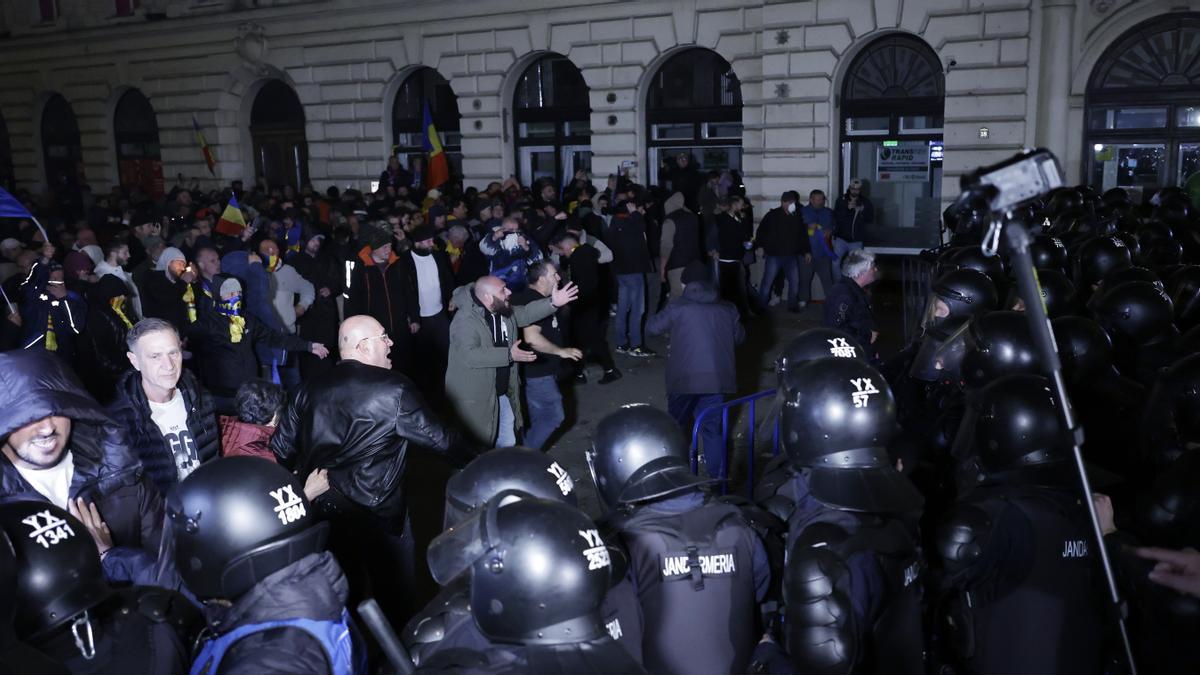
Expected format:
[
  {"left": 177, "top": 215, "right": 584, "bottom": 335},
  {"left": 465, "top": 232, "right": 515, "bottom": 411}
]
[{"left": 984, "top": 213, "right": 1137, "bottom": 675}]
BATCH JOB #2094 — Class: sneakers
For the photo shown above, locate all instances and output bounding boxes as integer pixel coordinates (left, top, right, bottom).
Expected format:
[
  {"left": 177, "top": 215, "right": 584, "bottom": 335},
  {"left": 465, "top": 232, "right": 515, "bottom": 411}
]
[
  {"left": 599, "top": 369, "right": 623, "bottom": 385},
  {"left": 616, "top": 344, "right": 633, "bottom": 355},
  {"left": 631, "top": 346, "right": 657, "bottom": 358}
]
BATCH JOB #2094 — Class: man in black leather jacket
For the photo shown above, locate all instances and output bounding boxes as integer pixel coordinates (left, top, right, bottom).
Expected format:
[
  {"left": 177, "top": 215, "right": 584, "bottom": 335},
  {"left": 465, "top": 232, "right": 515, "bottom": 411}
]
[{"left": 270, "top": 314, "right": 475, "bottom": 626}]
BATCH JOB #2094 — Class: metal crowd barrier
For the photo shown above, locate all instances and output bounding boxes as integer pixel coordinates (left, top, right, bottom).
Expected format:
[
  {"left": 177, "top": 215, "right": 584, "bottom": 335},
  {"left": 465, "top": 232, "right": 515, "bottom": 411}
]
[{"left": 689, "top": 389, "right": 781, "bottom": 498}]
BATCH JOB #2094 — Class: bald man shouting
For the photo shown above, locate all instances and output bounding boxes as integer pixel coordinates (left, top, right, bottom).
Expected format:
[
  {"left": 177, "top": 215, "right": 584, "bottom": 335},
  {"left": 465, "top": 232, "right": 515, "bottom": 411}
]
[
  {"left": 271, "top": 313, "right": 473, "bottom": 623},
  {"left": 445, "top": 274, "right": 578, "bottom": 446}
]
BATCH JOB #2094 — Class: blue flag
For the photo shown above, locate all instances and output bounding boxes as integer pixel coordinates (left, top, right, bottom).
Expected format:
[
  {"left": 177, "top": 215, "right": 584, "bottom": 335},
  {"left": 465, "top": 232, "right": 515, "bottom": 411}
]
[{"left": 0, "top": 188, "right": 32, "bottom": 220}]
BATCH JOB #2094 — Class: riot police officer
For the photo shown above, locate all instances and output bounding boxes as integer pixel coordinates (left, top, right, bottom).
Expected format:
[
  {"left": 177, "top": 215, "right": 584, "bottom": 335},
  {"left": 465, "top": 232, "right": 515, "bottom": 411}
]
[
  {"left": 755, "top": 357, "right": 925, "bottom": 675},
  {"left": 935, "top": 374, "right": 1107, "bottom": 675},
  {"left": 404, "top": 447, "right": 643, "bottom": 666},
  {"left": 0, "top": 500, "right": 196, "bottom": 674},
  {"left": 168, "top": 456, "right": 364, "bottom": 674},
  {"left": 1089, "top": 279, "right": 1179, "bottom": 384},
  {"left": 588, "top": 403, "right": 770, "bottom": 674},
  {"left": 418, "top": 492, "right": 646, "bottom": 674}
]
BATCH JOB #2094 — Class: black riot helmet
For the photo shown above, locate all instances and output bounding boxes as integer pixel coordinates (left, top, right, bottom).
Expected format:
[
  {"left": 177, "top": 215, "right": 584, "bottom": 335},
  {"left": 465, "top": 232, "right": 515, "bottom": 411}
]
[
  {"left": 0, "top": 501, "right": 112, "bottom": 645},
  {"left": 1071, "top": 235, "right": 1133, "bottom": 290},
  {"left": 168, "top": 456, "right": 329, "bottom": 601},
  {"left": 775, "top": 327, "right": 866, "bottom": 383},
  {"left": 1089, "top": 280, "right": 1176, "bottom": 347},
  {"left": 920, "top": 268, "right": 999, "bottom": 340},
  {"left": 587, "top": 404, "right": 711, "bottom": 510},
  {"left": 427, "top": 493, "right": 611, "bottom": 645},
  {"left": 1092, "top": 266, "right": 1161, "bottom": 296},
  {"left": 1029, "top": 235, "right": 1069, "bottom": 272},
  {"left": 1140, "top": 238, "right": 1184, "bottom": 270},
  {"left": 940, "top": 246, "right": 1005, "bottom": 288},
  {"left": 1052, "top": 316, "right": 1114, "bottom": 386},
  {"left": 1148, "top": 353, "right": 1200, "bottom": 448},
  {"left": 1007, "top": 268, "right": 1078, "bottom": 318},
  {"left": 1136, "top": 452, "right": 1200, "bottom": 550},
  {"left": 444, "top": 447, "right": 578, "bottom": 529},
  {"left": 780, "top": 358, "right": 922, "bottom": 513},
  {"left": 973, "top": 374, "right": 1071, "bottom": 477},
  {"left": 1168, "top": 265, "right": 1200, "bottom": 331},
  {"left": 959, "top": 311, "right": 1040, "bottom": 389}
]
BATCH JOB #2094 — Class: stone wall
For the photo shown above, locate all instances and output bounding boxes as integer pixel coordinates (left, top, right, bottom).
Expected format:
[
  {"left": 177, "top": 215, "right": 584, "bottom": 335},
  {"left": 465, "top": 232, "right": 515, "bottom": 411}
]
[{"left": 0, "top": 0, "right": 1186, "bottom": 214}]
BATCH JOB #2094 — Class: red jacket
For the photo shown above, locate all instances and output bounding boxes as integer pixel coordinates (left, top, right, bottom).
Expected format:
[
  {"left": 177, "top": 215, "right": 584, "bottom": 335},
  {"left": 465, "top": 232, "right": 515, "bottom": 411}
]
[{"left": 219, "top": 416, "right": 276, "bottom": 462}]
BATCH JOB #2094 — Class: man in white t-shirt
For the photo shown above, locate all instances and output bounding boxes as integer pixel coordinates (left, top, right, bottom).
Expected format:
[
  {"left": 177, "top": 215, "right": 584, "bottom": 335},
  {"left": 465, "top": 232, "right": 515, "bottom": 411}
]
[
  {"left": 108, "top": 318, "right": 219, "bottom": 495},
  {"left": 402, "top": 225, "right": 455, "bottom": 404}
]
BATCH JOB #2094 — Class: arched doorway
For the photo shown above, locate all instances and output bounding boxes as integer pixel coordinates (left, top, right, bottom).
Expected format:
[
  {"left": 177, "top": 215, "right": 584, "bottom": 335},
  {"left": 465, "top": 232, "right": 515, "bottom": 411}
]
[
  {"left": 41, "top": 93, "right": 83, "bottom": 190},
  {"left": 512, "top": 54, "right": 591, "bottom": 190},
  {"left": 391, "top": 67, "right": 461, "bottom": 188},
  {"left": 839, "top": 34, "right": 945, "bottom": 247},
  {"left": 1086, "top": 13, "right": 1200, "bottom": 193},
  {"left": 645, "top": 48, "right": 742, "bottom": 192},
  {"left": 0, "top": 111, "right": 13, "bottom": 191},
  {"left": 250, "top": 80, "right": 309, "bottom": 189},
  {"left": 114, "top": 89, "right": 165, "bottom": 198}
]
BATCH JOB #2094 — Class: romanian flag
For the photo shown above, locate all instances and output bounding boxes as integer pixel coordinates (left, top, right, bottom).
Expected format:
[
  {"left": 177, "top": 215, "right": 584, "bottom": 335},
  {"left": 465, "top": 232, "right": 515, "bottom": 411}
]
[
  {"left": 215, "top": 194, "right": 247, "bottom": 236},
  {"left": 422, "top": 101, "right": 450, "bottom": 191},
  {"left": 193, "top": 115, "right": 216, "bottom": 175}
]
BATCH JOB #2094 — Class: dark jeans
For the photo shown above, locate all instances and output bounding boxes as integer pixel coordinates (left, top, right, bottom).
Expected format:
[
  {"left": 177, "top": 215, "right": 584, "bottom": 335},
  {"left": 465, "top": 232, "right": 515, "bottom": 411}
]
[
  {"left": 523, "top": 374, "right": 564, "bottom": 451},
  {"left": 572, "top": 304, "right": 616, "bottom": 371},
  {"left": 759, "top": 255, "right": 800, "bottom": 307},
  {"left": 614, "top": 273, "right": 646, "bottom": 347},
  {"left": 718, "top": 260, "right": 751, "bottom": 317},
  {"left": 799, "top": 255, "right": 835, "bottom": 302},
  {"left": 667, "top": 393, "right": 726, "bottom": 479},
  {"left": 414, "top": 310, "right": 451, "bottom": 405}
]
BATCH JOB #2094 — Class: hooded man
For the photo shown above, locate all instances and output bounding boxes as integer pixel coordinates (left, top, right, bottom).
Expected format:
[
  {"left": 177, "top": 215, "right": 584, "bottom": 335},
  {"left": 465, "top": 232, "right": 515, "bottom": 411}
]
[
  {"left": 19, "top": 256, "right": 87, "bottom": 366},
  {"left": 0, "top": 350, "right": 164, "bottom": 585},
  {"left": 659, "top": 191, "right": 704, "bottom": 301},
  {"left": 138, "top": 246, "right": 199, "bottom": 333}
]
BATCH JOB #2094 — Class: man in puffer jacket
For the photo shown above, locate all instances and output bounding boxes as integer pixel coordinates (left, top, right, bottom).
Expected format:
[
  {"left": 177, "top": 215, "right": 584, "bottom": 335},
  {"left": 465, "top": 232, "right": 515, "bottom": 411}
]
[
  {"left": 108, "top": 318, "right": 221, "bottom": 496},
  {"left": 0, "top": 349, "right": 163, "bottom": 584}
]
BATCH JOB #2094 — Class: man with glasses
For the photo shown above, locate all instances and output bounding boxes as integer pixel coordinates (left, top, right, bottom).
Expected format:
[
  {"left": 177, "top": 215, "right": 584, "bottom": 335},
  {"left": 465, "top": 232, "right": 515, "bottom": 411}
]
[{"left": 270, "top": 314, "right": 474, "bottom": 625}]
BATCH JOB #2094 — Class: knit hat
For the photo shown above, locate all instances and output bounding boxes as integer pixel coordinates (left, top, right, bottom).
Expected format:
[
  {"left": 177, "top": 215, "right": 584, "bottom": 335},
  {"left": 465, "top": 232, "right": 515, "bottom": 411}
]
[
  {"left": 0, "top": 238, "right": 21, "bottom": 252},
  {"left": 410, "top": 225, "right": 436, "bottom": 243},
  {"left": 156, "top": 246, "right": 186, "bottom": 272},
  {"left": 63, "top": 250, "right": 95, "bottom": 280},
  {"left": 358, "top": 224, "right": 393, "bottom": 251},
  {"left": 219, "top": 277, "right": 242, "bottom": 297}
]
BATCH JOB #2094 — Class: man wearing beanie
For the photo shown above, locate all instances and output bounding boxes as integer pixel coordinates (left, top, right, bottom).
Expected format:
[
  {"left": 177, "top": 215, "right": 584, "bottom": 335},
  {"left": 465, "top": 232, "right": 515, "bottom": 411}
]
[
  {"left": 347, "top": 222, "right": 418, "bottom": 374},
  {"left": 399, "top": 225, "right": 455, "bottom": 403},
  {"left": 139, "top": 246, "right": 199, "bottom": 333}
]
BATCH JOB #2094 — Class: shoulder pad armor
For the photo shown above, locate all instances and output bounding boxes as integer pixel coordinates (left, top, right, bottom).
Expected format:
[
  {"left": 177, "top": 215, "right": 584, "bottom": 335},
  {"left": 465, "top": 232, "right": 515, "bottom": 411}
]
[
  {"left": 937, "top": 503, "right": 994, "bottom": 572},
  {"left": 783, "top": 526, "right": 858, "bottom": 674}
]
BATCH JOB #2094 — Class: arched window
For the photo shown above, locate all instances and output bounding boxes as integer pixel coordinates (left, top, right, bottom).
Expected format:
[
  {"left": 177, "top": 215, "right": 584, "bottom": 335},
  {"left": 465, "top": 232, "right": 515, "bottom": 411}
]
[
  {"left": 392, "top": 67, "right": 461, "bottom": 184},
  {"left": 512, "top": 54, "right": 591, "bottom": 190},
  {"left": 250, "top": 80, "right": 309, "bottom": 189},
  {"left": 41, "top": 93, "right": 82, "bottom": 188},
  {"left": 1086, "top": 13, "right": 1200, "bottom": 192},
  {"left": 0, "top": 111, "right": 13, "bottom": 191},
  {"left": 646, "top": 48, "right": 742, "bottom": 190},
  {"left": 839, "top": 35, "right": 945, "bottom": 247},
  {"left": 114, "top": 89, "right": 164, "bottom": 198}
]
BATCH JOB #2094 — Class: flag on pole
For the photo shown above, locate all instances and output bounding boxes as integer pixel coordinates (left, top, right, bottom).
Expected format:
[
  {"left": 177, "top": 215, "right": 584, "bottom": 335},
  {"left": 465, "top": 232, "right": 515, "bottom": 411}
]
[
  {"left": 193, "top": 115, "right": 217, "bottom": 175},
  {"left": 215, "top": 194, "right": 248, "bottom": 236},
  {"left": 422, "top": 101, "right": 450, "bottom": 191},
  {"left": 0, "top": 187, "right": 32, "bottom": 220},
  {"left": 0, "top": 187, "right": 50, "bottom": 244}
]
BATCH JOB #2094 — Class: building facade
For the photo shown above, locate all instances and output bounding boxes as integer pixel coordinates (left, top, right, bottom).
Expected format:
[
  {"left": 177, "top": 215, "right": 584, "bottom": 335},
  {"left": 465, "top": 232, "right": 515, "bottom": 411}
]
[{"left": 0, "top": 0, "right": 1197, "bottom": 247}]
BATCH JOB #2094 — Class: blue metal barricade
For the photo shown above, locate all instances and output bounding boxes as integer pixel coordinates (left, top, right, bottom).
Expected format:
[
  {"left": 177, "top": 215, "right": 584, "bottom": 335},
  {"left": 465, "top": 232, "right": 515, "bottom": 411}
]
[{"left": 689, "top": 389, "right": 781, "bottom": 497}]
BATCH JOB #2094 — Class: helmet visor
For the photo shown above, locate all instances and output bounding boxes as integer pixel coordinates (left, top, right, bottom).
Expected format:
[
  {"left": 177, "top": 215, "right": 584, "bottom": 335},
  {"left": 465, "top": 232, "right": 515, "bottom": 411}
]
[
  {"left": 427, "top": 490, "right": 524, "bottom": 586},
  {"left": 908, "top": 318, "right": 969, "bottom": 383},
  {"left": 920, "top": 294, "right": 952, "bottom": 333}
]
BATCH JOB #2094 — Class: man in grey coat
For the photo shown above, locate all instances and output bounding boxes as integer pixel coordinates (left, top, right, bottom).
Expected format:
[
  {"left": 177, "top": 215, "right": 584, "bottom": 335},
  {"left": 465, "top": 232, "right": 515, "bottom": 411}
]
[
  {"left": 646, "top": 261, "right": 745, "bottom": 479},
  {"left": 445, "top": 275, "right": 578, "bottom": 447}
]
